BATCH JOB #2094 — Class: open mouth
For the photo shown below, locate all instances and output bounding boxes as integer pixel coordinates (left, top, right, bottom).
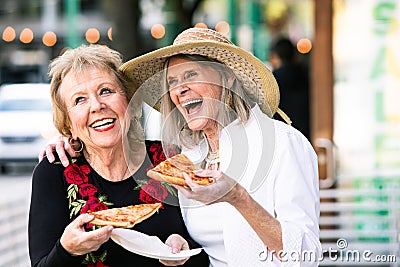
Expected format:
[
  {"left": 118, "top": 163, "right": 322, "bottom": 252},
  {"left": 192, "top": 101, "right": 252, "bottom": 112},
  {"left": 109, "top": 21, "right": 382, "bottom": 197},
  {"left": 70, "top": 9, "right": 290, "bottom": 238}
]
[
  {"left": 181, "top": 99, "right": 203, "bottom": 115},
  {"left": 90, "top": 118, "right": 116, "bottom": 130}
]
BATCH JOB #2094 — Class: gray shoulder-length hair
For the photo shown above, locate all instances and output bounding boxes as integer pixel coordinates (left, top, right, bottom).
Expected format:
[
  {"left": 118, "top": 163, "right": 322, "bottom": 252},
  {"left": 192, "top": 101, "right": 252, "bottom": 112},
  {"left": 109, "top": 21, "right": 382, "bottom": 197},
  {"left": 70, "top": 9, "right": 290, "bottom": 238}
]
[{"left": 159, "top": 54, "right": 255, "bottom": 150}]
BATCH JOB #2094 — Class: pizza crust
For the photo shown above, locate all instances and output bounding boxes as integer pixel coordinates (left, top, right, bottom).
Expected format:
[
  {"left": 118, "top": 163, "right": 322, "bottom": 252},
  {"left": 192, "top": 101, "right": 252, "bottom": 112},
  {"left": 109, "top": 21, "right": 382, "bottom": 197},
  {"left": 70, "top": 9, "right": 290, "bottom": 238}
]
[{"left": 89, "top": 218, "right": 133, "bottom": 228}]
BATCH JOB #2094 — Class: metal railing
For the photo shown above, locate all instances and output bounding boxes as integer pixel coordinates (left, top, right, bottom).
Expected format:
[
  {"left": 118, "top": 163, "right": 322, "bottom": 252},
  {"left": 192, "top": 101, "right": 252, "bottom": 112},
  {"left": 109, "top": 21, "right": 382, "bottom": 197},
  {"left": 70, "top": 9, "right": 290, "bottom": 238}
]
[
  {"left": 319, "top": 186, "right": 399, "bottom": 266},
  {"left": 0, "top": 194, "right": 30, "bottom": 267}
]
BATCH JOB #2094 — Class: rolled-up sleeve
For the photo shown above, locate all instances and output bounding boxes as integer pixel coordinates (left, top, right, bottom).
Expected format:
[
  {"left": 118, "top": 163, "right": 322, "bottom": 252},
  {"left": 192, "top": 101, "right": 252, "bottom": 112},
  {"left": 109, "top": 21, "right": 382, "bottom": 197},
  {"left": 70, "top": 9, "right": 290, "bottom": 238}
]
[{"left": 273, "top": 127, "right": 321, "bottom": 266}]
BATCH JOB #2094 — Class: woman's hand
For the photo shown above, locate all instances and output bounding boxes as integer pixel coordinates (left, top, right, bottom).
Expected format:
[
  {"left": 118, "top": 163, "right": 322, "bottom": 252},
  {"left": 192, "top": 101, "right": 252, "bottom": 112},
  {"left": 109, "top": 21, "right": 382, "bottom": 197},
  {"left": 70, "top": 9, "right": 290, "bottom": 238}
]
[
  {"left": 175, "top": 170, "right": 244, "bottom": 205},
  {"left": 38, "top": 136, "right": 79, "bottom": 167},
  {"left": 60, "top": 214, "right": 113, "bottom": 256},
  {"left": 159, "top": 234, "right": 189, "bottom": 266}
]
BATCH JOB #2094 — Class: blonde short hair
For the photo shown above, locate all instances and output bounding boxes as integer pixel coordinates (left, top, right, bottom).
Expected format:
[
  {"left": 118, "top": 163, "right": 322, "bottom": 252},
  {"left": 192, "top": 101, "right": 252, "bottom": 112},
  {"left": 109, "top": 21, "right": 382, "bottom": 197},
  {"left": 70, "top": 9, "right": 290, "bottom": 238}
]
[{"left": 48, "top": 44, "right": 134, "bottom": 138}]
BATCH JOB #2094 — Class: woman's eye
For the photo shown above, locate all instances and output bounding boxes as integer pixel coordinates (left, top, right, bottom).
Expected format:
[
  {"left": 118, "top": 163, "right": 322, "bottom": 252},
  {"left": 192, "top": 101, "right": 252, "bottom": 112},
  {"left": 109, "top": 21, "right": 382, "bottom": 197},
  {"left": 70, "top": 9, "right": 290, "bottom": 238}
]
[
  {"left": 74, "top": 97, "right": 85, "bottom": 105},
  {"left": 167, "top": 79, "right": 177, "bottom": 87},
  {"left": 100, "top": 87, "right": 112, "bottom": 95},
  {"left": 185, "top": 71, "right": 197, "bottom": 80}
]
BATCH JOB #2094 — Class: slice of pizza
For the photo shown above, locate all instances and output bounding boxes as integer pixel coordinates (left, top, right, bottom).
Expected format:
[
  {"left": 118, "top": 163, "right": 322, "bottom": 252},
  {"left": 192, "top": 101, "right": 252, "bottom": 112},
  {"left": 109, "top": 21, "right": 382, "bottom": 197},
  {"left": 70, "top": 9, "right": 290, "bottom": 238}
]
[
  {"left": 88, "top": 203, "right": 162, "bottom": 228},
  {"left": 147, "top": 153, "right": 214, "bottom": 186}
]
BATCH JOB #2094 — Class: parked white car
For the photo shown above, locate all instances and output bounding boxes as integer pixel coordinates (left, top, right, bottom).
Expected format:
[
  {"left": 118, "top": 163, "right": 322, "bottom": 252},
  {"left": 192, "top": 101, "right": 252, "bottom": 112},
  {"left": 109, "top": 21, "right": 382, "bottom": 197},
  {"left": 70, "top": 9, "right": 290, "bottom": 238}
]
[{"left": 0, "top": 83, "right": 59, "bottom": 171}]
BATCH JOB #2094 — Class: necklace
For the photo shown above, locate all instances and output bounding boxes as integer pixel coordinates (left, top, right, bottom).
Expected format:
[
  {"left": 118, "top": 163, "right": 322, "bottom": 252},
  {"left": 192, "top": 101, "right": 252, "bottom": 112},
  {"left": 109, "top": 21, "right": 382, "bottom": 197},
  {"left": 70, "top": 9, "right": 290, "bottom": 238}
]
[
  {"left": 205, "top": 150, "right": 220, "bottom": 170},
  {"left": 207, "top": 150, "right": 220, "bottom": 161}
]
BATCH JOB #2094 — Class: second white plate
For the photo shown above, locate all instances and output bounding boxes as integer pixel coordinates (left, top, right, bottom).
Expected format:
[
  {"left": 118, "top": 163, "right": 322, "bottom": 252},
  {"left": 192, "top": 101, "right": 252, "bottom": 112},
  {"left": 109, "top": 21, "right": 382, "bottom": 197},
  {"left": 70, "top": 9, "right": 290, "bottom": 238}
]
[{"left": 111, "top": 228, "right": 203, "bottom": 261}]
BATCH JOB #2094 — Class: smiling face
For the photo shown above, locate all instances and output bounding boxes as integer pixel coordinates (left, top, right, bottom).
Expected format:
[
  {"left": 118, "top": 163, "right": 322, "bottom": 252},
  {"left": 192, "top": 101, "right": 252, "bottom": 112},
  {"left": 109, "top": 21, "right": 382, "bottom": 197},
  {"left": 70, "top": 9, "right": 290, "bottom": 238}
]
[
  {"left": 167, "top": 57, "right": 223, "bottom": 138},
  {"left": 60, "top": 66, "right": 128, "bottom": 151}
]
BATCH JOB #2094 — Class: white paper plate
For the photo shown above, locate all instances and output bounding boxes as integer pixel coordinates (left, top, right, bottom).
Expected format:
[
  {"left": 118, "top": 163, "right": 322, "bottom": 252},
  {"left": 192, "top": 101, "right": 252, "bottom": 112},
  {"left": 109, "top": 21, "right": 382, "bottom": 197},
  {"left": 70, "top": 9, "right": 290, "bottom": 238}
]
[{"left": 111, "top": 228, "right": 203, "bottom": 261}]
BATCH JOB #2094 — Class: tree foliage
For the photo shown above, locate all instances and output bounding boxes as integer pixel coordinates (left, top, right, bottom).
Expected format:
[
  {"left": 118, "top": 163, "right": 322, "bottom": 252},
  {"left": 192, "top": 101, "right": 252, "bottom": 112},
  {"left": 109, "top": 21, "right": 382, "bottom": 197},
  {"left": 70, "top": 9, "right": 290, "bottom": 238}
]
[{"left": 103, "top": 0, "right": 205, "bottom": 58}]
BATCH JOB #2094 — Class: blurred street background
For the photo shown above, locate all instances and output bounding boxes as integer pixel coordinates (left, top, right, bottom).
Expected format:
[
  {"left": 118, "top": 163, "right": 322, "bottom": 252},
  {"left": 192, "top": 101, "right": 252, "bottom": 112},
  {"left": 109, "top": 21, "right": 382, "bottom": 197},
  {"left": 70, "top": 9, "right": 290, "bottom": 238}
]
[
  {"left": 0, "top": 0, "right": 399, "bottom": 266},
  {"left": 0, "top": 170, "right": 31, "bottom": 267}
]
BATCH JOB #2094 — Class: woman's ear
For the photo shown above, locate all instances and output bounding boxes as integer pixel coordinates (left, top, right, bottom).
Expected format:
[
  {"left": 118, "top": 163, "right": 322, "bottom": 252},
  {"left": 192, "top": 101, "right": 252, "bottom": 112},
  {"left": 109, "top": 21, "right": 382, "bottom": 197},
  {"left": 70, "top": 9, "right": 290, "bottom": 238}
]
[{"left": 68, "top": 127, "right": 77, "bottom": 141}]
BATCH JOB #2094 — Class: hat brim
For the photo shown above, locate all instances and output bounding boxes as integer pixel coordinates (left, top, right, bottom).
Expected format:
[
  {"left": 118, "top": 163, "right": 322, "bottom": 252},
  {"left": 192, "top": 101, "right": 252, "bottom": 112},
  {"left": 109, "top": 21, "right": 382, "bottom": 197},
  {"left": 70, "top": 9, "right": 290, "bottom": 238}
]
[{"left": 120, "top": 40, "right": 279, "bottom": 117}]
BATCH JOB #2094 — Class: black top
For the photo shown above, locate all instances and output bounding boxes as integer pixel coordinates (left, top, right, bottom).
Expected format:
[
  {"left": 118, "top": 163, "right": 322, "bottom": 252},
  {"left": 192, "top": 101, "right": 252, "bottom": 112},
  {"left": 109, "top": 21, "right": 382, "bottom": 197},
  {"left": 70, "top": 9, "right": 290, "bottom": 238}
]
[{"left": 28, "top": 140, "right": 209, "bottom": 267}]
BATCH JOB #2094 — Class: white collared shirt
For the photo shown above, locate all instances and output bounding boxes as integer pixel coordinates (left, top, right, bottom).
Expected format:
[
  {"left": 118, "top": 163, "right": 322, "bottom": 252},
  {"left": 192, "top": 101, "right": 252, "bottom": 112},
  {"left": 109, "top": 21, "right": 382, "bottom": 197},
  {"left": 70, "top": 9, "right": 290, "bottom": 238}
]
[{"left": 180, "top": 105, "right": 321, "bottom": 266}]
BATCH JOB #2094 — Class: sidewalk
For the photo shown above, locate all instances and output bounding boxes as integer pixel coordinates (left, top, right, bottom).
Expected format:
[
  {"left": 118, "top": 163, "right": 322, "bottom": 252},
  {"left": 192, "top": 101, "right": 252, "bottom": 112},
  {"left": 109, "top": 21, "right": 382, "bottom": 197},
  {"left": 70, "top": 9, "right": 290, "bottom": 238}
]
[{"left": 0, "top": 175, "right": 31, "bottom": 267}]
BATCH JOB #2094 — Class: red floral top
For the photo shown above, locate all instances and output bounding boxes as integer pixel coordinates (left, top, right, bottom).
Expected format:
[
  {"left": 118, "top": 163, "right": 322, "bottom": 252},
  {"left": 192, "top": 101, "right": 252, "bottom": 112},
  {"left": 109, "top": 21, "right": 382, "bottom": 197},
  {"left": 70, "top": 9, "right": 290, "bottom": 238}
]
[
  {"left": 65, "top": 142, "right": 177, "bottom": 266},
  {"left": 28, "top": 140, "right": 209, "bottom": 267}
]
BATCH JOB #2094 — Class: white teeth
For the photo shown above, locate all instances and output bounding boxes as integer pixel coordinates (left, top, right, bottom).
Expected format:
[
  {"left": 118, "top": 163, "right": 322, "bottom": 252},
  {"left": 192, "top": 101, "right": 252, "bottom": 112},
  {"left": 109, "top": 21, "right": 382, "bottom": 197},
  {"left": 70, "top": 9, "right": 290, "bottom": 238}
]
[
  {"left": 181, "top": 99, "right": 202, "bottom": 107},
  {"left": 91, "top": 118, "right": 114, "bottom": 128}
]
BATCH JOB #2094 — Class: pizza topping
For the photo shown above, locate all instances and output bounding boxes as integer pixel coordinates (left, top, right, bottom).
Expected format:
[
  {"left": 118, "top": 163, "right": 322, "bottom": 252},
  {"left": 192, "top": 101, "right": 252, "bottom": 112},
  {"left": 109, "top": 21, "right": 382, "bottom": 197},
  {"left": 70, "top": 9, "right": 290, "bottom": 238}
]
[
  {"left": 147, "top": 153, "right": 214, "bottom": 186},
  {"left": 88, "top": 203, "right": 162, "bottom": 228},
  {"left": 166, "top": 154, "right": 200, "bottom": 172}
]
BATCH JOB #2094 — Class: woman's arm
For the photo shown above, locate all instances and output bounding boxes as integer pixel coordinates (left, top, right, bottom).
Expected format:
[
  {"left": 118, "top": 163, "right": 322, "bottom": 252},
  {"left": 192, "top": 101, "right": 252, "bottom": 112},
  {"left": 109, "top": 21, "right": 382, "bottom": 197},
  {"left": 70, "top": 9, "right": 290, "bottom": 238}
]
[
  {"left": 28, "top": 159, "right": 83, "bottom": 266},
  {"left": 268, "top": 133, "right": 321, "bottom": 264},
  {"left": 226, "top": 185, "right": 283, "bottom": 253},
  {"left": 177, "top": 172, "right": 284, "bottom": 253},
  {"left": 28, "top": 160, "right": 113, "bottom": 266},
  {"left": 223, "top": 130, "right": 321, "bottom": 257},
  {"left": 176, "top": 133, "right": 321, "bottom": 263}
]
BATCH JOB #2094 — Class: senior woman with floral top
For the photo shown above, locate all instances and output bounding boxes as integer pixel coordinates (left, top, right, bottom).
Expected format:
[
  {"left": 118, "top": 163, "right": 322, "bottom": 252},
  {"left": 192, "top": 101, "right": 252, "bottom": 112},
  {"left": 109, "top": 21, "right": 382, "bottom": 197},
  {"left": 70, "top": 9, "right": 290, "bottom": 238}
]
[{"left": 28, "top": 44, "right": 209, "bottom": 267}]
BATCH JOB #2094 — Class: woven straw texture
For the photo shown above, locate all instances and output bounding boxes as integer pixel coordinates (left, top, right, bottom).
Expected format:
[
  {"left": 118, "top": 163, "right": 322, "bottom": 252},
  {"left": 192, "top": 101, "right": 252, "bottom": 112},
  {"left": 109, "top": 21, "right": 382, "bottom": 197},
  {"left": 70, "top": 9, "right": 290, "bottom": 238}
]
[{"left": 120, "top": 28, "right": 280, "bottom": 117}]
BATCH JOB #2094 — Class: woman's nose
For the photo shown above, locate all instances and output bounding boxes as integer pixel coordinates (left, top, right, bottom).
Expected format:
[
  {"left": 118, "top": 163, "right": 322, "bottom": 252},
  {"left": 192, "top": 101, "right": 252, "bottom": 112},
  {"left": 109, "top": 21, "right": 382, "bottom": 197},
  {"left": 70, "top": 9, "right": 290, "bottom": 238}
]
[
  {"left": 90, "top": 96, "right": 105, "bottom": 112},
  {"left": 172, "top": 84, "right": 189, "bottom": 96}
]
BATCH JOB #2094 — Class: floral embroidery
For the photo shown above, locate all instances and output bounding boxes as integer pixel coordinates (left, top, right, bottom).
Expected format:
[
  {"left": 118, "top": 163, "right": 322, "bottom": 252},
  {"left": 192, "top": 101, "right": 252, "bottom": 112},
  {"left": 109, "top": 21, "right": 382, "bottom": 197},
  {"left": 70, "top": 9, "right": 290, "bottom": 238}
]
[
  {"left": 87, "top": 260, "right": 107, "bottom": 267},
  {"left": 135, "top": 142, "right": 178, "bottom": 206},
  {"left": 65, "top": 163, "right": 90, "bottom": 185},
  {"left": 78, "top": 184, "right": 98, "bottom": 198},
  {"left": 135, "top": 178, "right": 176, "bottom": 208},
  {"left": 59, "top": 141, "right": 175, "bottom": 266},
  {"left": 83, "top": 250, "right": 107, "bottom": 266},
  {"left": 148, "top": 142, "right": 167, "bottom": 166},
  {"left": 65, "top": 163, "right": 112, "bottom": 219},
  {"left": 64, "top": 162, "right": 111, "bottom": 267},
  {"left": 139, "top": 179, "right": 168, "bottom": 203}
]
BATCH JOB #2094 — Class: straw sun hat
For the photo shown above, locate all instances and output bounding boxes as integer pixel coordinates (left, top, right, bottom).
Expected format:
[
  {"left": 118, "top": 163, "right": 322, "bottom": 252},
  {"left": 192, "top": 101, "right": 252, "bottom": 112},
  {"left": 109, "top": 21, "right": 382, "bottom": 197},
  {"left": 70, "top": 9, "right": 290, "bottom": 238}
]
[{"left": 120, "top": 27, "right": 290, "bottom": 123}]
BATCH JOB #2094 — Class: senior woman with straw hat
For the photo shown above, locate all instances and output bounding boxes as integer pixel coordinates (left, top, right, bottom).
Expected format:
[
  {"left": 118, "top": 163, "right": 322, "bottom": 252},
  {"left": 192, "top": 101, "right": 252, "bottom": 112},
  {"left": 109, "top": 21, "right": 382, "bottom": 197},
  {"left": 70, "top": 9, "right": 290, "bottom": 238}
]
[{"left": 120, "top": 27, "right": 321, "bottom": 267}]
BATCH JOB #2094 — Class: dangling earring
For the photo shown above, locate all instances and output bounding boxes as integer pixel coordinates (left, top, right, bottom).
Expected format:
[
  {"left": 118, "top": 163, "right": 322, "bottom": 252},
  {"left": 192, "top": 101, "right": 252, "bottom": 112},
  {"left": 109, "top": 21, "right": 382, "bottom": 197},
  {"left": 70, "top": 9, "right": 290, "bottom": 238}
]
[{"left": 69, "top": 138, "right": 84, "bottom": 153}]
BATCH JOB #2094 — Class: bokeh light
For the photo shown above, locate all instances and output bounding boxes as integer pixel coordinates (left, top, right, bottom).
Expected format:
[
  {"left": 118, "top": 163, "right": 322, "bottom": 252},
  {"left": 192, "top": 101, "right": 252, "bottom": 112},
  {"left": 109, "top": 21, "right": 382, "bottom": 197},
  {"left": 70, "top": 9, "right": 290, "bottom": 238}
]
[
  {"left": 20, "top": 28, "right": 34, "bottom": 44},
  {"left": 194, "top": 22, "right": 208, "bottom": 29},
  {"left": 150, "top": 24, "right": 165, "bottom": 39},
  {"left": 107, "top": 27, "right": 113, "bottom": 41},
  {"left": 42, "top": 31, "right": 57, "bottom": 47},
  {"left": 215, "top": 21, "right": 230, "bottom": 35},
  {"left": 2, "top": 26, "right": 16, "bottom": 42},
  {"left": 267, "top": 0, "right": 288, "bottom": 21},
  {"left": 297, "top": 38, "right": 312, "bottom": 54},
  {"left": 85, "top": 28, "right": 100, "bottom": 43}
]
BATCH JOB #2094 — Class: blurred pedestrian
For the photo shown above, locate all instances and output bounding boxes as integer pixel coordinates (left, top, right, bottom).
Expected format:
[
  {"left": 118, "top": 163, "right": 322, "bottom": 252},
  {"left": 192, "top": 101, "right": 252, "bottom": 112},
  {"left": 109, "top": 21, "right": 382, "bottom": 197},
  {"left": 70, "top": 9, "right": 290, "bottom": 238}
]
[{"left": 269, "top": 37, "right": 311, "bottom": 140}]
